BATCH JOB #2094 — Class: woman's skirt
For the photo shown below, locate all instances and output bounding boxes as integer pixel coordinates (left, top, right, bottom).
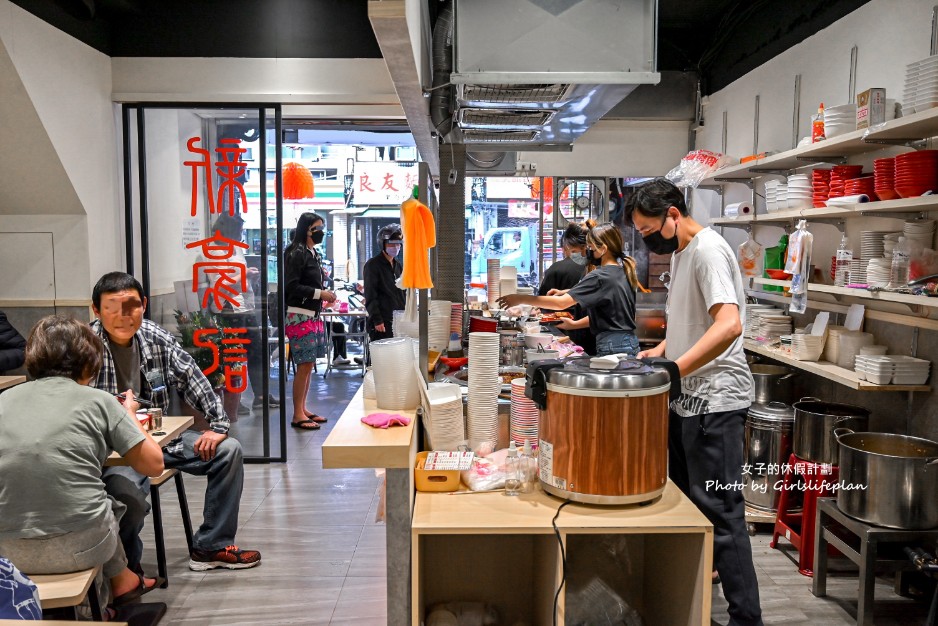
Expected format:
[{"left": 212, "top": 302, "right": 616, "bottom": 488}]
[{"left": 285, "top": 311, "right": 328, "bottom": 363}]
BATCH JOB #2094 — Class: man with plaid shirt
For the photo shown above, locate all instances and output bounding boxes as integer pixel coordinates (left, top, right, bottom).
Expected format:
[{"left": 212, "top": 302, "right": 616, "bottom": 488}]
[{"left": 92, "top": 272, "right": 261, "bottom": 572}]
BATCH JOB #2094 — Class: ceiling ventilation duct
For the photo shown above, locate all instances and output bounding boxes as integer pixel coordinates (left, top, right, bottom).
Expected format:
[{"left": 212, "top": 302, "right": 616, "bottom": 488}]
[{"left": 449, "top": 0, "right": 660, "bottom": 151}]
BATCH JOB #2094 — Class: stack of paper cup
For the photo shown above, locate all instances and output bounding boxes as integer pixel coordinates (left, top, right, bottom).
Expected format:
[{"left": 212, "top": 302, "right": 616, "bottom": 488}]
[
  {"left": 467, "top": 332, "right": 500, "bottom": 451},
  {"left": 371, "top": 338, "right": 420, "bottom": 410},
  {"left": 449, "top": 304, "right": 463, "bottom": 346},
  {"left": 424, "top": 382, "right": 465, "bottom": 451},
  {"left": 392, "top": 310, "right": 419, "bottom": 339},
  {"left": 510, "top": 378, "right": 538, "bottom": 447},
  {"left": 487, "top": 259, "right": 501, "bottom": 306}
]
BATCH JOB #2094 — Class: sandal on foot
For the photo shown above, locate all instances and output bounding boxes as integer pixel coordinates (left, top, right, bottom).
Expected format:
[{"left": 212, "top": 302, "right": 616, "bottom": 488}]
[
  {"left": 113, "top": 573, "right": 163, "bottom": 606},
  {"left": 290, "top": 419, "right": 321, "bottom": 430},
  {"left": 303, "top": 411, "right": 328, "bottom": 423}
]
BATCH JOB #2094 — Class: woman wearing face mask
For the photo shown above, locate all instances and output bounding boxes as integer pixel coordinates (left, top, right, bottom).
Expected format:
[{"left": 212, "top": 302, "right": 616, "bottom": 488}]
[
  {"left": 537, "top": 223, "right": 596, "bottom": 355},
  {"left": 284, "top": 212, "right": 336, "bottom": 430},
  {"left": 499, "top": 222, "right": 641, "bottom": 357}
]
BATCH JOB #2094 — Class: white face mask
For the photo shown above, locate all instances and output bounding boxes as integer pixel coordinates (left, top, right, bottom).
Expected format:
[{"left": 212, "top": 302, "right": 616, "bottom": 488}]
[{"left": 569, "top": 251, "right": 587, "bottom": 265}]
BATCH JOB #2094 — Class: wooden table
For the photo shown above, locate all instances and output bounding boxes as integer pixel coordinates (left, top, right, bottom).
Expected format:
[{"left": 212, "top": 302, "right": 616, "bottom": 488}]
[
  {"left": 0, "top": 375, "right": 26, "bottom": 390},
  {"left": 105, "top": 415, "right": 194, "bottom": 466}
]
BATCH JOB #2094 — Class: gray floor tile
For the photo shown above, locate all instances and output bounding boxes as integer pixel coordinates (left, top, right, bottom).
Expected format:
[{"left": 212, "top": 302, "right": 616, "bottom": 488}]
[{"left": 333, "top": 577, "right": 387, "bottom": 619}]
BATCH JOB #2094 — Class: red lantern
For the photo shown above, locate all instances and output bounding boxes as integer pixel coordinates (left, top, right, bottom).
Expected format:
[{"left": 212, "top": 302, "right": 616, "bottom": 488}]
[
  {"left": 282, "top": 162, "right": 315, "bottom": 199},
  {"left": 530, "top": 177, "right": 569, "bottom": 203}
]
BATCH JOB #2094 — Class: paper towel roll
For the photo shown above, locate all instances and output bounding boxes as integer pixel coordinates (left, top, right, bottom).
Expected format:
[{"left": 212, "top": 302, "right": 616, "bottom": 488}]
[
  {"left": 724, "top": 201, "right": 753, "bottom": 217},
  {"left": 825, "top": 194, "right": 870, "bottom": 206}
]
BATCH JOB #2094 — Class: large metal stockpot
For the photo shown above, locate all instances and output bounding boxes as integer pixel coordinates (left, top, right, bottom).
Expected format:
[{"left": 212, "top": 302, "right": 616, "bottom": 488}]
[
  {"left": 749, "top": 364, "right": 796, "bottom": 405},
  {"left": 835, "top": 429, "right": 938, "bottom": 529},
  {"left": 744, "top": 402, "right": 795, "bottom": 512},
  {"left": 792, "top": 398, "right": 870, "bottom": 465},
  {"left": 539, "top": 357, "right": 672, "bottom": 505}
]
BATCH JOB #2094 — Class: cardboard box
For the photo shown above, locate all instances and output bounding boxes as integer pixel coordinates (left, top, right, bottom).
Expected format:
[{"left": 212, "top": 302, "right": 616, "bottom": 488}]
[{"left": 856, "top": 88, "right": 886, "bottom": 129}]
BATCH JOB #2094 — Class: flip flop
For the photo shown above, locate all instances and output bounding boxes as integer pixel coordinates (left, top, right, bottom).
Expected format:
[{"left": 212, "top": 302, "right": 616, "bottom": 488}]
[
  {"left": 303, "top": 411, "right": 328, "bottom": 423},
  {"left": 290, "top": 419, "right": 321, "bottom": 430},
  {"left": 113, "top": 573, "right": 164, "bottom": 606}
]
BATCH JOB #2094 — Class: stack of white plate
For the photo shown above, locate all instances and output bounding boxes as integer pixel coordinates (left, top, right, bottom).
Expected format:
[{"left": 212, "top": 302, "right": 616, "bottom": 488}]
[
  {"left": 786, "top": 174, "right": 812, "bottom": 210},
  {"left": 467, "top": 332, "right": 501, "bottom": 451},
  {"left": 866, "top": 258, "right": 892, "bottom": 287},
  {"left": 764, "top": 180, "right": 780, "bottom": 212},
  {"left": 846, "top": 259, "right": 866, "bottom": 285},
  {"left": 745, "top": 305, "right": 784, "bottom": 338},
  {"left": 824, "top": 103, "right": 858, "bottom": 138},
  {"left": 450, "top": 303, "right": 464, "bottom": 344},
  {"left": 822, "top": 326, "right": 847, "bottom": 363},
  {"left": 371, "top": 337, "right": 420, "bottom": 410},
  {"left": 904, "top": 218, "right": 936, "bottom": 250},
  {"left": 856, "top": 355, "right": 930, "bottom": 385},
  {"left": 747, "top": 307, "right": 792, "bottom": 340},
  {"left": 904, "top": 55, "right": 938, "bottom": 113},
  {"left": 509, "top": 378, "right": 538, "bottom": 448},
  {"left": 424, "top": 382, "right": 465, "bottom": 451},
  {"left": 487, "top": 259, "right": 501, "bottom": 306},
  {"left": 860, "top": 231, "right": 900, "bottom": 282},
  {"left": 836, "top": 331, "right": 875, "bottom": 370},
  {"left": 393, "top": 309, "right": 420, "bottom": 339},
  {"left": 790, "top": 333, "right": 827, "bottom": 361}
]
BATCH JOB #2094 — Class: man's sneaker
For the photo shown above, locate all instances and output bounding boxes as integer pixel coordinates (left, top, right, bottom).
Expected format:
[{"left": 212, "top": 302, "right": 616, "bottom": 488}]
[
  {"left": 333, "top": 357, "right": 351, "bottom": 365},
  {"left": 252, "top": 395, "right": 280, "bottom": 409},
  {"left": 188, "top": 545, "right": 261, "bottom": 571}
]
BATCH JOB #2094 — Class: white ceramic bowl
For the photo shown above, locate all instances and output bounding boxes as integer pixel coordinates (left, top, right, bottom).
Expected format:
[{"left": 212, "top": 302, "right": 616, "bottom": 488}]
[
  {"left": 526, "top": 349, "right": 560, "bottom": 362},
  {"left": 523, "top": 333, "right": 554, "bottom": 349}
]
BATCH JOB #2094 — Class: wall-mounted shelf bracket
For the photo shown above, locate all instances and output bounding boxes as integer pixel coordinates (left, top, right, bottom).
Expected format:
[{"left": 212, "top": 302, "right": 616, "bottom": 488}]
[
  {"left": 698, "top": 185, "right": 724, "bottom": 194},
  {"left": 862, "top": 138, "right": 927, "bottom": 148},
  {"left": 714, "top": 177, "right": 754, "bottom": 188},
  {"left": 748, "top": 167, "right": 791, "bottom": 176},
  {"left": 795, "top": 155, "right": 847, "bottom": 165}
]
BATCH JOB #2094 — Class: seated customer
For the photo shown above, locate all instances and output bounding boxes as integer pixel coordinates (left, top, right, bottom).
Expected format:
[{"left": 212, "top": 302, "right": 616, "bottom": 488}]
[
  {"left": 0, "top": 316, "right": 164, "bottom": 610},
  {"left": 0, "top": 309, "right": 25, "bottom": 372},
  {"left": 90, "top": 272, "right": 262, "bottom": 572}
]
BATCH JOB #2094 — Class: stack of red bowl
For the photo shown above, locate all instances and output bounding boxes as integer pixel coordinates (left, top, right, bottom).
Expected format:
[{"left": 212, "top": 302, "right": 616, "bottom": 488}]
[
  {"left": 873, "top": 157, "right": 897, "bottom": 201},
  {"left": 828, "top": 165, "right": 864, "bottom": 198},
  {"left": 844, "top": 175, "right": 876, "bottom": 197},
  {"left": 894, "top": 150, "right": 938, "bottom": 198},
  {"left": 812, "top": 169, "right": 831, "bottom": 207}
]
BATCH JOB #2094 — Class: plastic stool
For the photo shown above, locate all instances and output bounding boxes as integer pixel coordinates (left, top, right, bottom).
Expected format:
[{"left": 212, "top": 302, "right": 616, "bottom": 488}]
[{"left": 769, "top": 452, "right": 840, "bottom": 576}]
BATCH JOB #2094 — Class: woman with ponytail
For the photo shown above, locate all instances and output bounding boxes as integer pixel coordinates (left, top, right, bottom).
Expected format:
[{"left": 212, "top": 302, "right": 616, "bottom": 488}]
[{"left": 499, "top": 221, "right": 641, "bottom": 356}]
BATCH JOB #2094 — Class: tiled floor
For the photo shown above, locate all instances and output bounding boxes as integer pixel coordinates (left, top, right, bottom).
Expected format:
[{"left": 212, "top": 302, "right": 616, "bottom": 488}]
[{"left": 139, "top": 364, "right": 933, "bottom": 625}]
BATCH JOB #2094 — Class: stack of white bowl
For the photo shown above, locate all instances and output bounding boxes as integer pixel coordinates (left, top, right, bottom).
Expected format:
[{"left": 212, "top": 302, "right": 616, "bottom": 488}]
[
  {"left": 904, "top": 55, "right": 938, "bottom": 113},
  {"left": 859, "top": 231, "right": 900, "bottom": 284},
  {"left": 904, "top": 218, "right": 936, "bottom": 250},
  {"left": 836, "top": 331, "right": 875, "bottom": 369},
  {"left": 392, "top": 310, "right": 419, "bottom": 339},
  {"left": 855, "top": 355, "right": 930, "bottom": 385},
  {"left": 509, "top": 378, "right": 539, "bottom": 448},
  {"left": 823, "top": 103, "right": 858, "bottom": 138},
  {"left": 467, "top": 332, "right": 501, "bottom": 451},
  {"left": 428, "top": 300, "right": 452, "bottom": 351},
  {"left": 786, "top": 174, "right": 812, "bottom": 210},
  {"left": 822, "top": 326, "right": 847, "bottom": 363},
  {"left": 764, "top": 180, "right": 780, "bottom": 212},
  {"left": 775, "top": 183, "right": 789, "bottom": 210},
  {"left": 499, "top": 266, "right": 518, "bottom": 299},
  {"left": 487, "top": 259, "right": 501, "bottom": 307},
  {"left": 363, "top": 368, "right": 376, "bottom": 400},
  {"left": 790, "top": 333, "right": 827, "bottom": 361},
  {"left": 866, "top": 258, "right": 892, "bottom": 287},
  {"left": 371, "top": 337, "right": 420, "bottom": 410},
  {"left": 423, "top": 382, "right": 465, "bottom": 451}
]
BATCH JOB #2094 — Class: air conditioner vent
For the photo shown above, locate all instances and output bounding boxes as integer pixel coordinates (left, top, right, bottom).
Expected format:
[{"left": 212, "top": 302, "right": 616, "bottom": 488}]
[
  {"left": 458, "top": 108, "right": 554, "bottom": 128},
  {"left": 461, "top": 129, "right": 540, "bottom": 143},
  {"left": 459, "top": 84, "right": 571, "bottom": 104}
]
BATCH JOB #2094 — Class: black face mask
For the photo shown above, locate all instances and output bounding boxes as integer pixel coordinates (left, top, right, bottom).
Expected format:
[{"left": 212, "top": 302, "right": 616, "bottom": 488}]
[
  {"left": 310, "top": 230, "right": 325, "bottom": 245},
  {"left": 585, "top": 247, "right": 601, "bottom": 265},
  {"left": 642, "top": 217, "right": 679, "bottom": 255}
]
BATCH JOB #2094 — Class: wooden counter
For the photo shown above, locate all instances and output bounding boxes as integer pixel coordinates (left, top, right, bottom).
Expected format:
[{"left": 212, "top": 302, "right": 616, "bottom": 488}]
[
  {"left": 412, "top": 482, "right": 713, "bottom": 626},
  {"left": 322, "top": 387, "right": 419, "bottom": 469}
]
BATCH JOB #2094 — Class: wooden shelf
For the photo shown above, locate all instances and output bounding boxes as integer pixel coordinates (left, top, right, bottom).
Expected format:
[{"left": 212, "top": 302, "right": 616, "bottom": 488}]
[
  {"left": 744, "top": 340, "right": 930, "bottom": 392},
  {"left": 711, "top": 196, "right": 938, "bottom": 227},
  {"left": 750, "top": 277, "right": 938, "bottom": 309},
  {"left": 322, "top": 387, "right": 418, "bottom": 469},
  {"left": 701, "top": 106, "right": 938, "bottom": 185}
]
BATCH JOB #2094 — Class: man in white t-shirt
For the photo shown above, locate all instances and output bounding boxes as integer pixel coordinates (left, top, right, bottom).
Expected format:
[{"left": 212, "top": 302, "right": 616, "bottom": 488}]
[{"left": 632, "top": 179, "right": 762, "bottom": 626}]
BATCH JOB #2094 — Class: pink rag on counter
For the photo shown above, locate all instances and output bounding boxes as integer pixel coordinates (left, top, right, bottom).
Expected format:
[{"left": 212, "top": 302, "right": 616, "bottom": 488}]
[{"left": 361, "top": 413, "right": 411, "bottom": 429}]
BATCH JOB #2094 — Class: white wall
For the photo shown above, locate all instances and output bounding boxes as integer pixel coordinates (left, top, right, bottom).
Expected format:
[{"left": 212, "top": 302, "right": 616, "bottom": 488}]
[
  {"left": 0, "top": 0, "right": 121, "bottom": 299},
  {"left": 519, "top": 120, "right": 690, "bottom": 177}
]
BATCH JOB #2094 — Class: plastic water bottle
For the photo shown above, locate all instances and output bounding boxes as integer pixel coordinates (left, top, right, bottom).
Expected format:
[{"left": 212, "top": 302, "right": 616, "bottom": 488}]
[
  {"left": 890, "top": 236, "right": 910, "bottom": 288},
  {"left": 834, "top": 233, "right": 853, "bottom": 287},
  {"left": 520, "top": 439, "right": 537, "bottom": 493},
  {"left": 504, "top": 441, "right": 522, "bottom": 496}
]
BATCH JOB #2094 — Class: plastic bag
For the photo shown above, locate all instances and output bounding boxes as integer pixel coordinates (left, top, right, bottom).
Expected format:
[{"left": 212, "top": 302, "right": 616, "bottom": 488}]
[
  {"left": 737, "top": 235, "right": 763, "bottom": 280},
  {"left": 785, "top": 220, "right": 813, "bottom": 314},
  {"left": 461, "top": 453, "right": 507, "bottom": 492},
  {"left": 665, "top": 150, "right": 737, "bottom": 188}
]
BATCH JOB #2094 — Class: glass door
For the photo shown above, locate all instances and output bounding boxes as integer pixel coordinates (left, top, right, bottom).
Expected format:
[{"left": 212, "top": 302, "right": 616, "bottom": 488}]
[{"left": 121, "top": 104, "right": 286, "bottom": 462}]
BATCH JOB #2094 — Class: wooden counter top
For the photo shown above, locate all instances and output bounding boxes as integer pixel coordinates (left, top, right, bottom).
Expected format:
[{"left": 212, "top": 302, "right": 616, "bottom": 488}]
[
  {"left": 322, "top": 386, "right": 418, "bottom": 469},
  {"left": 412, "top": 480, "right": 712, "bottom": 534}
]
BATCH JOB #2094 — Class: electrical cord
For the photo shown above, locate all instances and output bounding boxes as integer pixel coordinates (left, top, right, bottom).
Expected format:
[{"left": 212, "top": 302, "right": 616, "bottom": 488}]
[{"left": 551, "top": 500, "right": 572, "bottom": 626}]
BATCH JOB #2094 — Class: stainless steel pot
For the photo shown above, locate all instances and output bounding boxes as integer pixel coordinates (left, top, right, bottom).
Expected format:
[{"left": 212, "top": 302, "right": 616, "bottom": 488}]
[
  {"left": 835, "top": 428, "right": 938, "bottom": 529},
  {"left": 792, "top": 398, "right": 870, "bottom": 464},
  {"left": 750, "top": 364, "right": 796, "bottom": 404},
  {"left": 744, "top": 402, "right": 795, "bottom": 512}
]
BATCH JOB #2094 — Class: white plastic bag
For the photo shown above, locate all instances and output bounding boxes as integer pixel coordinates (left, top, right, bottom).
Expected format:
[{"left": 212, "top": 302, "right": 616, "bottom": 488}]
[
  {"left": 737, "top": 234, "right": 763, "bottom": 280},
  {"left": 785, "top": 220, "right": 813, "bottom": 314},
  {"left": 665, "top": 150, "right": 737, "bottom": 188},
  {"left": 460, "top": 452, "right": 507, "bottom": 492}
]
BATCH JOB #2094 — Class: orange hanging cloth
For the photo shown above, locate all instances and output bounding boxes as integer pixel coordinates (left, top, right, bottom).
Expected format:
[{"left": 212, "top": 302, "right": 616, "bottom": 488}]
[{"left": 399, "top": 197, "right": 436, "bottom": 289}]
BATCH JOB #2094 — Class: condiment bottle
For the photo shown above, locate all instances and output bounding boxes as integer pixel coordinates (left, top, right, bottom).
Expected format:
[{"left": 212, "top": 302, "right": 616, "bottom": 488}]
[
  {"left": 812, "top": 103, "right": 826, "bottom": 143},
  {"left": 504, "top": 441, "right": 522, "bottom": 496},
  {"left": 520, "top": 439, "right": 537, "bottom": 493}
]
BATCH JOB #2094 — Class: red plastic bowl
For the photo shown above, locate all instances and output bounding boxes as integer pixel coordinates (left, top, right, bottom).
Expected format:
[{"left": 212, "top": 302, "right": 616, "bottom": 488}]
[
  {"left": 765, "top": 269, "right": 793, "bottom": 280},
  {"left": 874, "top": 190, "right": 900, "bottom": 201},
  {"left": 438, "top": 357, "right": 469, "bottom": 371}
]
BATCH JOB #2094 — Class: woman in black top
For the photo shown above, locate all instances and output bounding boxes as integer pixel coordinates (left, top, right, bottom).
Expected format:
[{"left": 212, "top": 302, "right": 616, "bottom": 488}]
[
  {"left": 284, "top": 212, "right": 336, "bottom": 429},
  {"left": 499, "top": 222, "right": 640, "bottom": 357},
  {"left": 537, "top": 223, "right": 596, "bottom": 355}
]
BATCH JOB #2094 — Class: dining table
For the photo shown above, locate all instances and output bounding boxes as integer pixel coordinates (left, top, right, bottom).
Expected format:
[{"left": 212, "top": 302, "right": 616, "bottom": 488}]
[
  {"left": 105, "top": 415, "right": 194, "bottom": 466},
  {"left": 0, "top": 374, "right": 27, "bottom": 391}
]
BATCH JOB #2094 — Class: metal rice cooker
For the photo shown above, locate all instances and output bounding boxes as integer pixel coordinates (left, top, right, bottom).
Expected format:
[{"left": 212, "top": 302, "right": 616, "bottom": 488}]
[
  {"left": 792, "top": 398, "right": 870, "bottom": 465},
  {"left": 835, "top": 428, "right": 938, "bottom": 529},
  {"left": 743, "top": 402, "right": 795, "bottom": 512},
  {"left": 536, "top": 356, "right": 676, "bottom": 505}
]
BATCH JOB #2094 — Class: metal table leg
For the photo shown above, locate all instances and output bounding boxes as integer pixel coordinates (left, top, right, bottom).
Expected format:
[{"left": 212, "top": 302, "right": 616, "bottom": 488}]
[
  {"left": 813, "top": 503, "right": 829, "bottom": 598},
  {"left": 858, "top": 535, "right": 877, "bottom": 626}
]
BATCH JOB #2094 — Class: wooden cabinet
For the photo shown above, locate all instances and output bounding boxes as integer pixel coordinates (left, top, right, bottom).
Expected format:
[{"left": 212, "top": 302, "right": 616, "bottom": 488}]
[{"left": 411, "top": 482, "right": 713, "bottom": 625}]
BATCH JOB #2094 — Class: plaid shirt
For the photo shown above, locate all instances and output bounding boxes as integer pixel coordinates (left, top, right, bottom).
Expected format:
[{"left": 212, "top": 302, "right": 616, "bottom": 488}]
[{"left": 91, "top": 319, "right": 228, "bottom": 453}]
